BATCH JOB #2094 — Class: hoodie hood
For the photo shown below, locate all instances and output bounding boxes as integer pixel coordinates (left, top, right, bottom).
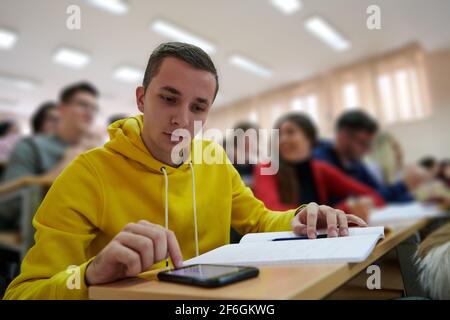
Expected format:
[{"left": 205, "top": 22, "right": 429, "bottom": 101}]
[{"left": 105, "top": 115, "right": 192, "bottom": 175}]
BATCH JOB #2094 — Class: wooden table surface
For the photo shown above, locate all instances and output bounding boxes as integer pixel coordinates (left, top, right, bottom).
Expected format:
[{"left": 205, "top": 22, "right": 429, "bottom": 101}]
[{"left": 89, "top": 218, "right": 429, "bottom": 300}]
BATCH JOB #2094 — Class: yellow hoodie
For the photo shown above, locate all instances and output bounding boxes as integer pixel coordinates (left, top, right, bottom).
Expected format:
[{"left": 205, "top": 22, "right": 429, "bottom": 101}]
[{"left": 4, "top": 115, "right": 297, "bottom": 300}]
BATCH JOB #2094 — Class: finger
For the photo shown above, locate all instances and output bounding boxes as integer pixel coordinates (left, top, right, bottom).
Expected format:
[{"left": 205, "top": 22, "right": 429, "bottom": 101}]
[
  {"left": 336, "top": 210, "right": 349, "bottom": 237},
  {"left": 291, "top": 208, "right": 303, "bottom": 234},
  {"left": 113, "top": 242, "right": 141, "bottom": 277},
  {"left": 306, "top": 203, "right": 319, "bottom": 239},
  {"left": 136, "top": 221, "right": 183, "bottom": 267},
  {"left": 115, "top": 232, "right": 154, "bottom": 271},
  {"left": 124, "top": 222, "right": 168, "bottom": 262},
  {"left": 166, "top": 229, "right": 184, "bottom": 268},
  {"left": 346, "top": 214, "right": 368, "bottom": 227},
  {"left": 290, "top": 216, "right": 307, "bottom": 236},
  {"left": 321, "top": 206, "right": 338, "bottom": 238}
]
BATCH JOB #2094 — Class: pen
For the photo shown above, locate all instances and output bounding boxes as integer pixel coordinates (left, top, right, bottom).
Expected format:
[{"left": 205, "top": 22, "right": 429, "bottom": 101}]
[{"left": 272, "top": 234, "right": 328, "bottom": 241}]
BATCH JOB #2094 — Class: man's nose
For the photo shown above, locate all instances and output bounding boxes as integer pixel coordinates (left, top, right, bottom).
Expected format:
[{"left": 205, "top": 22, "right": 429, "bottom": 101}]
[{"left": 171, "top": 106, "right": 189, "bottom": 127}]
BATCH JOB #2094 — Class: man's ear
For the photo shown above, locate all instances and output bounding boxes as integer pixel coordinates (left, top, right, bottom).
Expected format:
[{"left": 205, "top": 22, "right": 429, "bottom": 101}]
[{"left": 136, "top": 86, "right": 145, "bottom": 113}]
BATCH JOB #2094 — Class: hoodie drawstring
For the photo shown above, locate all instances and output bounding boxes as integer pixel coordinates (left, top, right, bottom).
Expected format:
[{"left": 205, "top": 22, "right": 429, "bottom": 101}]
[
  {"left": 160, "top": 167, "right": 169, "bottom": 267},
  {"left": 189, "top": 162, "right": 199, "bottom": 257},
  {"left": 160, "top": 162, "right": 199, "bottom": 266}
]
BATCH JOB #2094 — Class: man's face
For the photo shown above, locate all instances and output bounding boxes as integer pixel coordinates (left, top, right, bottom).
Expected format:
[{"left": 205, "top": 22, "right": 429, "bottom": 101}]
[
  {"left": 337, "top": 129, "right": 374, "bottom": 161},
  {"left": 59, "top": 91, "right": 98, "bottom": 133},
  {"left": 136, "top": 57, "right": 216, "bottom": 162}
]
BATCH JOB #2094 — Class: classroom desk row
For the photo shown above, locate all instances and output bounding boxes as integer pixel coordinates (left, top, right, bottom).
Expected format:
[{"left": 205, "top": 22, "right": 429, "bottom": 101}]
[{"left": 89, "top": 218, "right": 435, "bottom": 300}]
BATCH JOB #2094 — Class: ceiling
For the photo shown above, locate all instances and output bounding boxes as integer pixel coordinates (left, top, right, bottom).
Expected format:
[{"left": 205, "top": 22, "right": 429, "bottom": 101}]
[{"left": 0, "top": 0, "right": 449, "bottom": 124}]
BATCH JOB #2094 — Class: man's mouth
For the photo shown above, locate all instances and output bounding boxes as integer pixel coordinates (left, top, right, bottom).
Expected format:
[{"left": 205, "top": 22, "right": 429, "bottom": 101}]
[{"left": 163, "top": 132, "right": 183, "bottom": 143}]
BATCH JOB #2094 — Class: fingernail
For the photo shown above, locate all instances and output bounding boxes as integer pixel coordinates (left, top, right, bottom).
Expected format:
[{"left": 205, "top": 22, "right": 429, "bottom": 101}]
[
  {"left": 341, "top": 229, "right": 349, "bottom": 236},
  {"left": 330, "top": 230, "right": 338, "bottom": 238},
  {"left": 308, "top": 231, "right": 316, "bottom": 239}
]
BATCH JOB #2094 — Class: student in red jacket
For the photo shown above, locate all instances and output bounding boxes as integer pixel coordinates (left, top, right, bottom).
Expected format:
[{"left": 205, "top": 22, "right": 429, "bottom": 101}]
[{"left": 254, "top": 113, "right": 384, "bottom": 220}]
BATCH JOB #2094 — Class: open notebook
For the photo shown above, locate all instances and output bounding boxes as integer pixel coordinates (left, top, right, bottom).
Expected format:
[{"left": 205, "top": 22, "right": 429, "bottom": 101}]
[{"left": 184, "top": 227, "right": 385, "bottom": 266}]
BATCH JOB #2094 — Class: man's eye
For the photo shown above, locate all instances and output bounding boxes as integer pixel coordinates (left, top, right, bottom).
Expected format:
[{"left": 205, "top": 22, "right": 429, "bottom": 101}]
[
  {"left": 192, "top": 105, "right": 205, "bottom": 113},
  {"left": 160, "top": 95, "right": 176, "bottom": 104}
]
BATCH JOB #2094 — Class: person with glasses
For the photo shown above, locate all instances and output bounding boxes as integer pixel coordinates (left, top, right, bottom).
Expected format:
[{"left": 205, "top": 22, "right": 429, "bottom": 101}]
[
  {"left": 0, "top": 82, "right": 102, "bottom": 230},
  {"left": 31, "top": 101, "right": 59, "bottom": 135},
  {"left": 313, "top": 110, "right": 426, "bottom": 203}
]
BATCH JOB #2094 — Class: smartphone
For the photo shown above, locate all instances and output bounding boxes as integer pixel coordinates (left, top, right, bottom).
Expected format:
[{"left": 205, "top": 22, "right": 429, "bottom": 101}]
[{"left": 157, "top": 264, "right": 259, "bottom": 288}]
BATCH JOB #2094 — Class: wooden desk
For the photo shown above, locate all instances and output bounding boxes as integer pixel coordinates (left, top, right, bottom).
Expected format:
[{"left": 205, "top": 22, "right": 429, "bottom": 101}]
[
  {"left": 89, "top": 218, "right": 429, "bottom": 300},
  {"left": 0, "top": 176, "right": 53, "bottom": 195}
]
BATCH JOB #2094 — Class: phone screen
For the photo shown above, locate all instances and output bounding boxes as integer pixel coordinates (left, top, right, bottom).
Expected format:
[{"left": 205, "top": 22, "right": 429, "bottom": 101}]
[{"left": 164, "top": 264, "right": 242, "bottom": 280}]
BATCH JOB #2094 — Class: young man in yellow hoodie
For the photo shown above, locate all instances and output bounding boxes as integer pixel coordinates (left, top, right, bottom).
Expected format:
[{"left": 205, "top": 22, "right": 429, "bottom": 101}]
[{"left": 4, "top": 42, "right": 367, "bottom": 299}]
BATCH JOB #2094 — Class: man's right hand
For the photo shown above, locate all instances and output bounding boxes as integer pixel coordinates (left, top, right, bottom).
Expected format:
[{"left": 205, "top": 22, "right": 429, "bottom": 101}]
[{"left": 85, "top": 220, "right": 183, "bottom": 286}]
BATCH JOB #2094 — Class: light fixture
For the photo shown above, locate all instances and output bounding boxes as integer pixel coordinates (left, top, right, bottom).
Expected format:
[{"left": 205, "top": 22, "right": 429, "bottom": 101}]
[
  {"left": 150, "top": 19, "right": 216, "bottom": 54},
  {"left": 269, "top": 0, "right": 302, "bottom": 15},
  {"left": 229, "top": 55, "right": 272, "bottom": 78},
  {"left": 113, "top": 66, "right": 143, "bottom": 83},
  {"left": 0, "top": 28, "right": 18, "bottom": 50},
  {"left": 0, "top": 74, "right": 37, "bottom": 90},
  {"left": 86, "top": 0, "right": 129, "bottom": 15},
  {"left": 53, "top": 47, "right": 91, "bottom": 69},
  {"left": 305, "top": 16, "right": 350, "bottom": 52}
]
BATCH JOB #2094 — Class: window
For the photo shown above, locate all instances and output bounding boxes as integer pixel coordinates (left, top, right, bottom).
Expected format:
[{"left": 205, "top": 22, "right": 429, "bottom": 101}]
[
  {"left": 271, "top": 105, "right": 282, "bottom": 125},
  {"left": 378, "top": 75, "right": 396, "bottom": 123},
  {"left": 248, "top": 110, "right": 259, "bottom": 123},
  {"left": 290, "top": 94, "right": 320, "bottom": 124},
  {"left": 342, "top": 82, "right": 360, "bottom": 109},
  {"left": 377, "top": 67, "right": 425, "bottom": 123}
]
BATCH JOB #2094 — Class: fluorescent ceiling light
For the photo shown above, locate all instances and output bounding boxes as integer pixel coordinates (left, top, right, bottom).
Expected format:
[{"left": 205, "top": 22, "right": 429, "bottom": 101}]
[
  {"left": 229, "top": 55, "right": 272, "bottom": 78},
  {"left": 0, "top": 74, "right": 37, "bottom": 90},
  {"left": 53, "top": 47, "right": 91, "bottom": 69},
  {"left": 113, "top": 66, "right": 143, "bottom": 83},
  {"left": 305, "top": 16, "right": 350, "bottom": 52},
  {"left": 269, "top": 0, "right": 302, "bottom": 15},
  {"left": 86, "top": 0, "right": 129, "bottom": 15},
  {"left": 151, "top": 20, "right": 216, "bottom": 54},
  {"left": 0, "top": 28, "right": 18, "bottom": 50}
]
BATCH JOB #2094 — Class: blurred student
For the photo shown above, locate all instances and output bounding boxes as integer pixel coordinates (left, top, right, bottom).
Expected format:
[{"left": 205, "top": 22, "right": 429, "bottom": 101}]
[
  {"left": 2, "top": 82, "right": 101, "bottom": 183},
  {"left": 31, "top": 101, "right": 59, "bottom": 135},
  {"left": 227, "top": 121, "right": 260, "bottom": 189},
  {"left": 0, "top": 82, "right": 102, "bottom": 231},
  {"left": 0, "top": 120, "right": 21, "bottom": 164},
  {"left": 415, "top": 156, "right": 450, "bottom": 208},
  {"left": 366, "top": 132, "right": 404, "bottom": 185},
  {"left": 439, "top": 159, "right": 450, "bottom": 188},
  {"left": 253, "top": 113, "right": 384, "bottom": 221},
  {"left": 419, "top": 156, "right": 440, "bottom": 179},
  {"left": 4, "top": 42, "right": 366, "bottom": 299},
  {"left": 314, "top": 110, "right": 425, "bottom": 203}
]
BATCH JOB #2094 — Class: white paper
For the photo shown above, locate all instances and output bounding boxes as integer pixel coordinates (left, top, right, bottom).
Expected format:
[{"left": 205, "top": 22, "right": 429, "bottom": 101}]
[
  {"left": 240, "top": 227, "right": 384, "bottom": 244},
  {"left": 184, "top": 227, "right": 384, "bottom": 266},
  {"left": 369, "top": 202, "right": 446, "bottom": 226}
]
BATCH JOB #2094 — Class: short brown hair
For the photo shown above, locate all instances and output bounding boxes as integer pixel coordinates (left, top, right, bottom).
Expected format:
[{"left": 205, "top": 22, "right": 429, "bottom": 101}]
[{"left": 143, "top": 42, "right": 219, "bottom": 99}]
